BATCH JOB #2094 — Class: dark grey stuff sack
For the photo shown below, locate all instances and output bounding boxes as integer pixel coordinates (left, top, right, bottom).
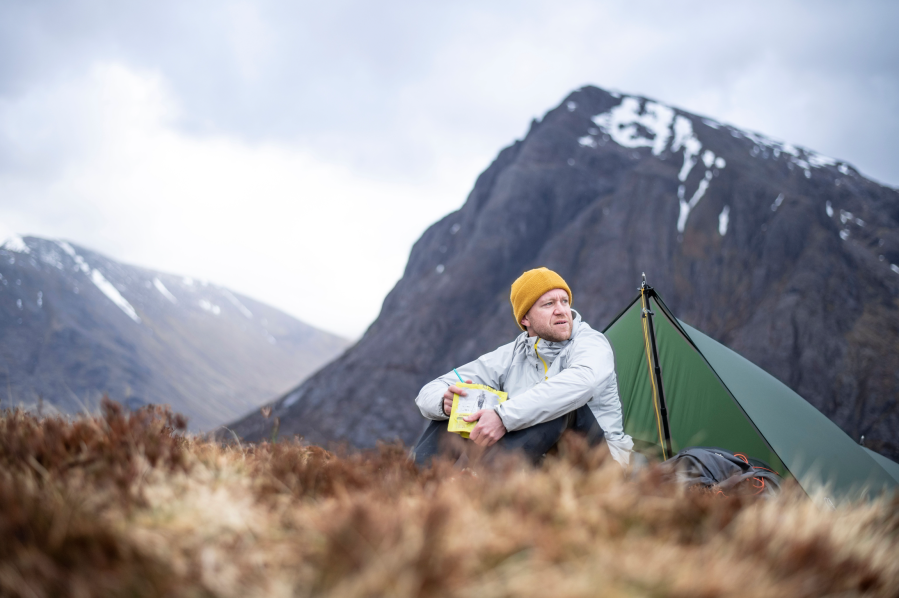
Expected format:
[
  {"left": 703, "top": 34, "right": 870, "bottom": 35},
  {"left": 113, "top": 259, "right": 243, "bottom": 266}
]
[{"left": 662, "top": 447, "right": 782, "bottom": 496}]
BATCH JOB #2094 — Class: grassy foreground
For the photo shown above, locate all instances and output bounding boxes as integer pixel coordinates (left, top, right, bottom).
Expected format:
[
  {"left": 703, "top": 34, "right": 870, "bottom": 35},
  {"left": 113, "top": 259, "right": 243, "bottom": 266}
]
[{"left": 1, "top": 402, "right": 897, "bottom": 598}]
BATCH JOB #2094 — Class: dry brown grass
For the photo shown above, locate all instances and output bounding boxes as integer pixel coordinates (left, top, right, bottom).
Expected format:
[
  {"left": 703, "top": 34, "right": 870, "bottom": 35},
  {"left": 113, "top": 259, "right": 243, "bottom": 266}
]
[{"left": 1, "top": 401, "right": 897, "bottom": 598}]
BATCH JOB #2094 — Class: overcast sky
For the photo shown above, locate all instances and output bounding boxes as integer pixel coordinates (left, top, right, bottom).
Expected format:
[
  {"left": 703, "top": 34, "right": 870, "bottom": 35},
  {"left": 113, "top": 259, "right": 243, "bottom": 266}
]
[{"left": 1, "top": 0, "right": 897, "bottom": 338}]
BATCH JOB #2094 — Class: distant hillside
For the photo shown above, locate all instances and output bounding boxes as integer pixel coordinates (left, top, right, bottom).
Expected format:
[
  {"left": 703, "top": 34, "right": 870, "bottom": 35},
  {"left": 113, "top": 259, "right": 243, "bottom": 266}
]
[
  {"left": 0, "top": 236, "right": 348, "bottom": 430},
  {"left": 230, "top": 85, "right": 899, "bottom": 460}
]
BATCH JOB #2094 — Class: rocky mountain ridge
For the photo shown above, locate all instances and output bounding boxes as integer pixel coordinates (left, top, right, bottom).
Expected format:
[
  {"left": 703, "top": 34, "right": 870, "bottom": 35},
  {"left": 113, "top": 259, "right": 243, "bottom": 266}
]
[
  {"left": 0, "top": 236, "right": 348, "bottom": 430},
  {"left": 230, "top": 85, "right": 899, "bottom": 460}
]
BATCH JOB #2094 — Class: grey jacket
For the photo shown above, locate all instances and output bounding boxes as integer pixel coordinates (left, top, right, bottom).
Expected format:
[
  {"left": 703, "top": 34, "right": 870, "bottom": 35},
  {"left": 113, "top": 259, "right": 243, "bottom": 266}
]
[{"left": 415, "top": 311, "right": 634, "bottom": 465}]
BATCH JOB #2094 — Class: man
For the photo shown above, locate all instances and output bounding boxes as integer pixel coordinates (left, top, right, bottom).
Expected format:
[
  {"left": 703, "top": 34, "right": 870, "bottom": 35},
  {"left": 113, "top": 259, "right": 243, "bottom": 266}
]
[{"left": 412, "top": 267, "right": 633, "bottom": 467}]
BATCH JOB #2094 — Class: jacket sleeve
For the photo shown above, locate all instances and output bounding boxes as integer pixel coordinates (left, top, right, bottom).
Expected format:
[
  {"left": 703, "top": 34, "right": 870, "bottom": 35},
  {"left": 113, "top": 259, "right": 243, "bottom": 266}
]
[
  {"left": 495, "top": 331, "right": 616, "bottom": 431},
  {"left": 414, "top": 341, "right": 516, "bottom": 421}
]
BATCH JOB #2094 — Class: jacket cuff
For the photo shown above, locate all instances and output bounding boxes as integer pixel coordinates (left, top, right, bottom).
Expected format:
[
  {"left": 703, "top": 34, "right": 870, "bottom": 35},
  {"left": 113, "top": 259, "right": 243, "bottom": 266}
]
[{"left": 494, "top": 405, "right": 512, "bottom": 431}]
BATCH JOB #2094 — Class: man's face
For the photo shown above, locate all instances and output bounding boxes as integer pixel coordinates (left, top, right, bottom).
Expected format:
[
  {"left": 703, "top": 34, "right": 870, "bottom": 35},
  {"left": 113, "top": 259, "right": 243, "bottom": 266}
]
[{"left": 520, "top": 288, "right": 572, "bottom": 341}]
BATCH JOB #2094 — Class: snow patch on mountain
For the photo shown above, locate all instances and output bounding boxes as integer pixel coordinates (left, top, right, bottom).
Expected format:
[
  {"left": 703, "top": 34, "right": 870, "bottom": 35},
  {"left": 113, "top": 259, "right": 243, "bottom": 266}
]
[
  {"left": 581, "top": 95, "right": 727, "bottom": 235},
  {"left": 839, "top": 210, "right": 852, "bottom": 224},
  {"left": 57, "top": 241, "right": 141, "bottom": 323},
  {"left": 90, "top": 270, "right": 141, "bottom": 322},
  {"left": 718, "top": 206, "right": 730, "bottom": 236},
  {"left": 57, "top": 242, "right": 88, "bottom": 273},
  {"left": 591, "top": 97, "right": 674, "bottom": 156},
  {"left": 283, "top": 388, "right": 304, "bottom": 408},
  {"left": 771, "top": 193, "right": 785, "bottom": 212},
  {"left": 2, "top": 235, "right": 31, "bottom": 254},
  {"left": 199, "top": 299, "right": 221, "bottom": 315},
  {"left": 153, "top": 277, "right": 178, "bottom": 303},
  {"left": 677, "top": 171, "right": 713, "bottom": 233},
  {"left": 37, "top": 246, "right": 65, "bottom": 269},
  {"left": 223, "top": 290, "right": 253, "bottom": 319},
  {"left": 741, "top": 130, "right": 843, "bottom": 178},
  {"left": 580, "top": 92, "right": 859, "bottom": 237},
  {"left": 668, "top": 117, "right": 718, "bottom": 234}
]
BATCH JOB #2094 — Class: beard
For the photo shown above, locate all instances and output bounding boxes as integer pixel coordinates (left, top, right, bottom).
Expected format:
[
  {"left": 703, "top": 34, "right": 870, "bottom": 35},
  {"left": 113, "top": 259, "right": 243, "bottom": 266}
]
[{"left": 529, "top": 317, "right": 572, "bottom": 342}]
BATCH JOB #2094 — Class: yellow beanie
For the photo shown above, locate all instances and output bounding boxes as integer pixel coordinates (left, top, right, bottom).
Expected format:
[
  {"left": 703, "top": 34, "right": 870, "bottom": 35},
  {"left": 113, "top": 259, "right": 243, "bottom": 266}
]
[{"left": 510, "top": 267, "right": 572, "bottom": 331}]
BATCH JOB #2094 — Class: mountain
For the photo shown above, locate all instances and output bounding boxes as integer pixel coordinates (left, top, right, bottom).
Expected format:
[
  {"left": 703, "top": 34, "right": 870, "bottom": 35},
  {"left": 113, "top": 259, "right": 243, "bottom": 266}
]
[
  {"left": 229, "top": 85, "right": 899, "bottom": 460},
  {"left": 0, "top": 236, "right": 348, "bottom": 430}
]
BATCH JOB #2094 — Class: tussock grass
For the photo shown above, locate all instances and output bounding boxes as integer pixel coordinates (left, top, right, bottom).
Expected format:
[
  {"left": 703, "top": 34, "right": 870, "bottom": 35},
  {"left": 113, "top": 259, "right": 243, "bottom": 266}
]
[{"left": 1, "top": 402, "right": 897, "bottom": 598}]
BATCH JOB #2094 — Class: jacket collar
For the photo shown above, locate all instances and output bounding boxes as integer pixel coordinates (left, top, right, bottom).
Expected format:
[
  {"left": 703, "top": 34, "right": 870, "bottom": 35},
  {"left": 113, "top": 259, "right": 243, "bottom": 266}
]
[{"left": 515, "top": 310, "right": 583, "bottom": 356}]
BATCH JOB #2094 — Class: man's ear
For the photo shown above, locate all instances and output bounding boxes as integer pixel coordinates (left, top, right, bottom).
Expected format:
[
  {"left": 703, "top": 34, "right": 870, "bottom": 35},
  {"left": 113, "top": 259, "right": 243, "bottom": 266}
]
[{"left": 520, "top": 314, "right": 530, "bottom": 329}]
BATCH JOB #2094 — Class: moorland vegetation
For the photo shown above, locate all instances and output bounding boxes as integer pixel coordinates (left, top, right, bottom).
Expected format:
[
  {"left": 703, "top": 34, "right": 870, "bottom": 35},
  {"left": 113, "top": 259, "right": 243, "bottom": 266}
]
[{"left": 1, "top": 401, "right": 897, "bottom": 597}]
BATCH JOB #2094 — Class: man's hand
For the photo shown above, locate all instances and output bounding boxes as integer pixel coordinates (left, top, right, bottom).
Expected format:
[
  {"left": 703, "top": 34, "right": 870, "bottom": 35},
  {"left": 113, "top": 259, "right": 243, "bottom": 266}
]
[
  {"left": 464, "top": 409, "right": 507, "bottom": 447},
  {"left": 443, "top": 379, "right": 473, "bottom": 416}
]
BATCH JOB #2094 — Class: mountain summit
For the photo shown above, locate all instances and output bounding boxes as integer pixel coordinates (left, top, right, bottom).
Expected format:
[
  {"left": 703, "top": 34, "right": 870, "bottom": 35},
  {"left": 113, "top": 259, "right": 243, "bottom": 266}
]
[
  {"left": 0, "top": 236, "right": 348, "bottom": 429},
  {"left": 230, "top": 85, "right": 899, "bottom": 459}
]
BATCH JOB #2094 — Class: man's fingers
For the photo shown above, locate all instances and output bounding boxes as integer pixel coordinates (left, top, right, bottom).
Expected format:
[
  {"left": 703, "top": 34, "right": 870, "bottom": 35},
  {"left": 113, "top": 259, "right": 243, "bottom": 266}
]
[
  {"left": 448, "top": 380, "right": 473, "bottom": 396},
  {"left": 472, "top": 425, "right": 493, "bottom": 446},
  {"left": 462, "top": 409, "right": 486, "bottom": 423},
  {"left": 470, "top": 426, "right": 484, "bottom": 445},
  {"left": 470, "top": 418, "right": 494, "bottom": 446},
  {"left": 468, "top": 410, "right": 505, "bottom": 447},
  {"left": 472, "top": 430, "right": 497, "bottom": 447}
]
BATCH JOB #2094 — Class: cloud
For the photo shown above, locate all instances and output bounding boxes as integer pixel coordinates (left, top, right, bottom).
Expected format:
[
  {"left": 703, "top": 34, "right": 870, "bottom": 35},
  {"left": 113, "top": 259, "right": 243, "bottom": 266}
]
[
  {"left": 0, "top": 63, "right": 459, "bottom": 337},
  {"left": 5, "top": 1, "right": 896, "bottom": 182},
  {"left": 0, "top": 0, "right": 897, "bottom": 336}
]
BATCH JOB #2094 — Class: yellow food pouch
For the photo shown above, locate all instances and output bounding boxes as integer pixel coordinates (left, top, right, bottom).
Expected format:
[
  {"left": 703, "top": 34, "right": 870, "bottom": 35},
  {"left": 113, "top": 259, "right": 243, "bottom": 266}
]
[{"left": 447, "top": 383, "right": 508, "bottom": 438}]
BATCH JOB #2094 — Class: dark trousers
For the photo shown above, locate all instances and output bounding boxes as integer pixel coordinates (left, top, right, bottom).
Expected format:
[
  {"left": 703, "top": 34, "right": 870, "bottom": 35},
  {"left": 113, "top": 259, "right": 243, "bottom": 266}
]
[{"left": 411, "top": 405, "right": 604, "bottom": 467}]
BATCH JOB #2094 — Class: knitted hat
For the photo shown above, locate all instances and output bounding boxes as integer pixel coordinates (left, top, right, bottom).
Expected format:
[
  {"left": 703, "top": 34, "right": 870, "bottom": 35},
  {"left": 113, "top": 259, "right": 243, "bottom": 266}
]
[{"left": 510, "top": 268, "right": 572, "bottom": 331}]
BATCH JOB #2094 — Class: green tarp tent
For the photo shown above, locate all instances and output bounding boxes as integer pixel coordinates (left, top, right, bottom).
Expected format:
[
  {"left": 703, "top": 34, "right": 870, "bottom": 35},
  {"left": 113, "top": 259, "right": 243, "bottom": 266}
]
[
  {"left": 602, "top": 283, "right": 898, "bottom": 501},
  {"left": 863, "top": 447, "right": 899, "bottom": 485}
]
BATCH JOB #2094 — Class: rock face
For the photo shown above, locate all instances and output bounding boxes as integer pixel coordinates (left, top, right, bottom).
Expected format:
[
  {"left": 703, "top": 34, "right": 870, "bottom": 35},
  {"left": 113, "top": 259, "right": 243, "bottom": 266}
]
[
  {"left": 0, "top": 236, "right": 348, "bottom": 430},
  {"left": 229, "top": 86, "right": 899, "bottom": 460}
]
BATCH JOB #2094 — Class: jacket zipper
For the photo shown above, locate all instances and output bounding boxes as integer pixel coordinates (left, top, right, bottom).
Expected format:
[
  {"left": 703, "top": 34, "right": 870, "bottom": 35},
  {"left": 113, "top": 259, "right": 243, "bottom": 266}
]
[{"left": 534, "top": 339, "right": 549, "bottom": 381}]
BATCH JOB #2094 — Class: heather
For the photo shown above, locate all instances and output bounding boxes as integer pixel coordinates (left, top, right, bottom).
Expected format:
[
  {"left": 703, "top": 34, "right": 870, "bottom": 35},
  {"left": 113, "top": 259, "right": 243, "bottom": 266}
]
[{"left": 1, "top": 402, "right": 897, "bottom": 598}]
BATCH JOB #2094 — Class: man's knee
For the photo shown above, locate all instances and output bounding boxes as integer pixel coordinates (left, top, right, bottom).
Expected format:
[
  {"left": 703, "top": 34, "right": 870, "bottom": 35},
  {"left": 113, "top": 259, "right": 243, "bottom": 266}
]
[
  {"left": 414, "top": 406, "right": 604, "bottom": 467},
  {"left": 498, "top": 406, "right": 603, "bottom": 460},
  {"left": 571, "top": 405, "right": 604, "bottom": 446}
]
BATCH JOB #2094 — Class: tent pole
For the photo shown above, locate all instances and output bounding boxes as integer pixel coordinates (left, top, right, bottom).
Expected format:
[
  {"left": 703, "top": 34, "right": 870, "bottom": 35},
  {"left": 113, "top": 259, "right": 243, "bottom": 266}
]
[{"left": 641, "top": 275, "right": 673, "bottom": 459}]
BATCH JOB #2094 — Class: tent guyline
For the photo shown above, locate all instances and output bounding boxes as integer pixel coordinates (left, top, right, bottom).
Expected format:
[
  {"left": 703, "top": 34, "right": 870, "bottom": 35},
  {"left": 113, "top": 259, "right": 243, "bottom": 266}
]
[{"left": 639, "top": 274, "right": 673, "bottom": 460}]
